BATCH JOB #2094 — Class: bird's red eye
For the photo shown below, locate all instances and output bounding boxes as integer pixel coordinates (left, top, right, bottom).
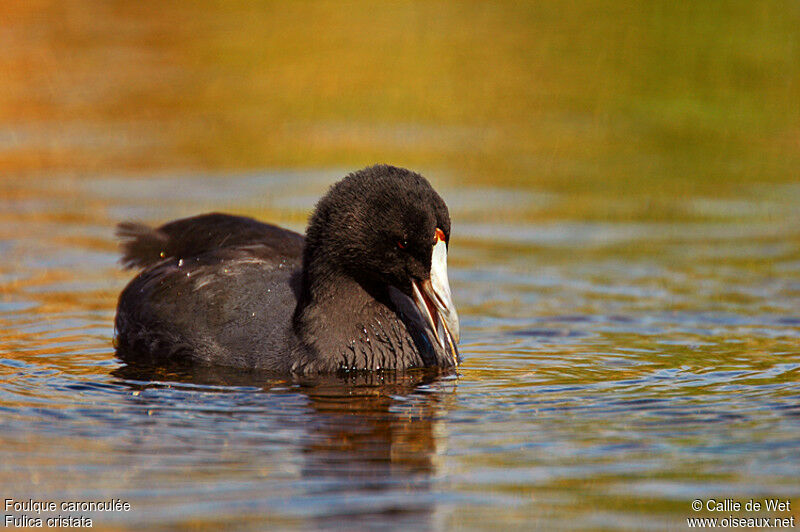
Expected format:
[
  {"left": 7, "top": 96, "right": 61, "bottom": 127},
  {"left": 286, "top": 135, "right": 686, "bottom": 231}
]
[{"left": 397, "top": 240, "right": 408, "bottom": 249}]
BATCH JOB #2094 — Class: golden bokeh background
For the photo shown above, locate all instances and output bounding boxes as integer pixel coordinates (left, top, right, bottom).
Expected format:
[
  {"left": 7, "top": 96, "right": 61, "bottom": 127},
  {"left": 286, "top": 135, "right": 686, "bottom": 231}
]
[{"left": 2, "top": 0, "right": 798, "bottom": 221}]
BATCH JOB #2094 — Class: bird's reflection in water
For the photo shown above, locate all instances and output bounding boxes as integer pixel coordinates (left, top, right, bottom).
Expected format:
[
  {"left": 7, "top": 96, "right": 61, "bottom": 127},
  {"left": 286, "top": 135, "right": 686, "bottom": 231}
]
[{"left": 112, "top": 362, "right": 456, "bottom": 529}]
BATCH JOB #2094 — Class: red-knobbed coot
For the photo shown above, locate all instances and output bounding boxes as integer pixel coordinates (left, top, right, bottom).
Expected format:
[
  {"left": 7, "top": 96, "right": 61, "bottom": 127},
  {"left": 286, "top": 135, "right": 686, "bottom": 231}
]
[{"left": 114, "top": 165, "right": 460, "bottom": 374}]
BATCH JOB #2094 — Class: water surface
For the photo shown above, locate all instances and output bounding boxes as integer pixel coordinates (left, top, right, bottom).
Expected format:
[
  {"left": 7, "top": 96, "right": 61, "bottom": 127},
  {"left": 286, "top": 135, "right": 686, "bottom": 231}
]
[{"left": 1, "top": 171, "right": 798, "bottom": 530}]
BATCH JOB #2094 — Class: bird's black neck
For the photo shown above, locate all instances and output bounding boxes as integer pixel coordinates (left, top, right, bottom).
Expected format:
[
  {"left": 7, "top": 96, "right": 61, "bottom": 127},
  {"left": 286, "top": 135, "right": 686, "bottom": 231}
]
[{"left": 292, "top": 266, "right": 425, "bottom": 373}]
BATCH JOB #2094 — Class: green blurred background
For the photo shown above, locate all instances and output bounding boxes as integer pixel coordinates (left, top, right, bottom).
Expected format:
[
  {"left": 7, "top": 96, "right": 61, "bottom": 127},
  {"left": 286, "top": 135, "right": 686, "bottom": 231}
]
[{"left": 2, "top": 0, "right": 798, "bottom": 220}]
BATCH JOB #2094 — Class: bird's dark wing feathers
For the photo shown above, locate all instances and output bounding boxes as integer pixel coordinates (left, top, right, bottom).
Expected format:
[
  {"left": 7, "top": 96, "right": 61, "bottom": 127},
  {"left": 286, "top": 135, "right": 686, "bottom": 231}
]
[{"left": 117, "top": 212, "right": 304, "bottom": 270}]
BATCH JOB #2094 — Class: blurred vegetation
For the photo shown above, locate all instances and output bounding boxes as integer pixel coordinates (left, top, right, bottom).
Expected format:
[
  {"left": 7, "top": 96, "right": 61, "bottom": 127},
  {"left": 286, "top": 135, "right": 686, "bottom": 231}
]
[{"left": 1, "top": 0, "right": 798, "bottom": 220}]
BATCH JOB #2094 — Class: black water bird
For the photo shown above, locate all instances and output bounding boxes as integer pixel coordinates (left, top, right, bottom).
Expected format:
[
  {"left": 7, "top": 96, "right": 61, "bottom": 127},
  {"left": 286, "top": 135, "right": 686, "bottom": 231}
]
[{"left": 114, "top": 165, "right": 460, "bottom": 374}]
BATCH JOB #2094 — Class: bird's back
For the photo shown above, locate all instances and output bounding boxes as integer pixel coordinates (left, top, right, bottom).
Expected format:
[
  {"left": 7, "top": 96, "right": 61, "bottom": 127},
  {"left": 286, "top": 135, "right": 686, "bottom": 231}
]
[{"left": 114, "top": 214, "right": 305, "bottom": 371}]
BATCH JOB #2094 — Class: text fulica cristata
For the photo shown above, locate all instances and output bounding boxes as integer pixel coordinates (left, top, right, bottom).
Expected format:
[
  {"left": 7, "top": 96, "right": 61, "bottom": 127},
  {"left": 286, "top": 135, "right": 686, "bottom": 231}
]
[{"left": 114, "top": 165, "right": 459, "bottom": 374}]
